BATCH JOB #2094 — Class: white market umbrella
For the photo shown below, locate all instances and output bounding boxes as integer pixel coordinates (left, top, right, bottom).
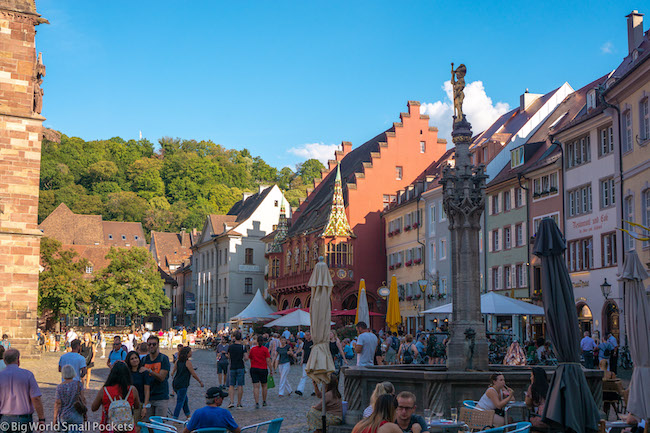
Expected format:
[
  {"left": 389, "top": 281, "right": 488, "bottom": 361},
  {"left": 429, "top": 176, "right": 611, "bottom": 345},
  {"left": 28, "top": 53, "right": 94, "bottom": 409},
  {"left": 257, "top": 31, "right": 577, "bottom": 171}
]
[
  {"left": 423, "top": 291, "right": 545, "bottom": 315},
  {"left": 357, "top": 288, "right": 370, "bottom": 326},
  {"left": 264, "top": 309, "right": 334, "bottom": 328},
  {"left": 230, "top": 289, "right": 276, "bottom": 321}
]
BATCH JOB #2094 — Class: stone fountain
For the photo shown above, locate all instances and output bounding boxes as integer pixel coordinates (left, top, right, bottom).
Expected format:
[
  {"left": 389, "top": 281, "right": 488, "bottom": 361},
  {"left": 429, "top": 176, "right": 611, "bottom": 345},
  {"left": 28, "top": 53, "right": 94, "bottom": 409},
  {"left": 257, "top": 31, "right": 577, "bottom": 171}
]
[{"left": 340, "top": 64, "right": 602, "bottom": 424}]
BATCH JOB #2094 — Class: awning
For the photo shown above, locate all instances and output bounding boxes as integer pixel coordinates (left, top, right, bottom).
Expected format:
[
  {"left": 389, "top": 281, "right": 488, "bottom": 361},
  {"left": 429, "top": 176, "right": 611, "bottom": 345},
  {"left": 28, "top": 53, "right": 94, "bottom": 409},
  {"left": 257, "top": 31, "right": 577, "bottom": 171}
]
[{"left": 422, "top": 291, "right": 545, "bottom": 315}]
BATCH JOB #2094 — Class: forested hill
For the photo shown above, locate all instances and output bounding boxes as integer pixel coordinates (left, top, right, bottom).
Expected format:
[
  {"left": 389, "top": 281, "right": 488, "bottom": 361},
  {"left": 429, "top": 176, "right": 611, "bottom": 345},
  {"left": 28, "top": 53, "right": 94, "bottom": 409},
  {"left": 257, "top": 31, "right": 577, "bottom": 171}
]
[{"left": 39, "top": 135, "right": 325, "bottom": 236}]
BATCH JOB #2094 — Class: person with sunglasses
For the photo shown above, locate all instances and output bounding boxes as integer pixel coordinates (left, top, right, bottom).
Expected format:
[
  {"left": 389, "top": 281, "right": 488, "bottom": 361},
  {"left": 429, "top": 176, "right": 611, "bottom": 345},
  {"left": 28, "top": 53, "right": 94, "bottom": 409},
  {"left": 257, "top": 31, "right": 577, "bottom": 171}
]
[
  {"left": 107, "top": 337, "right": 127, "bottom": 368},
  {"left": 142, "top": 336, "right": 170, "bottom": 420}
]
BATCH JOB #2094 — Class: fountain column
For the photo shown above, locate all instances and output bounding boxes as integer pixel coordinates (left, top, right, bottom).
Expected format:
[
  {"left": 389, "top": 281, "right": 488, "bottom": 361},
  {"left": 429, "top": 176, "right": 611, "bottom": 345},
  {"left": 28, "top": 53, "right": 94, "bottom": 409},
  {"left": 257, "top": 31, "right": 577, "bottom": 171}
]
[{"left": 440, "top": 63, "right": 488, "bottom": 370}]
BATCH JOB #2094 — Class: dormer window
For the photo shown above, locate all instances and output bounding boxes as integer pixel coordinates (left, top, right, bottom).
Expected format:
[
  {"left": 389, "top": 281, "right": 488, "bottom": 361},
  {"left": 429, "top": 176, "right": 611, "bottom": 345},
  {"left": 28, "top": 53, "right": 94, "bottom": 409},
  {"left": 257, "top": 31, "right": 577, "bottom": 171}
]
[
  {"left": 586, "top": 90, "right": 597, "bottom": 110},
  {"left": 135, "top": 235, "right": 139, "bottom": 241},
  {"left": 108, "top": 234, "right": 113, "bottom": 240},
  {"left": 121, "top": 235, "right": 126, "bottom": 240},
  {"left": 511, "top": 146, "right": 524, "bottom": 168},
  {"left": 85, "top": 265, "right": 93, "bottom": 274}
]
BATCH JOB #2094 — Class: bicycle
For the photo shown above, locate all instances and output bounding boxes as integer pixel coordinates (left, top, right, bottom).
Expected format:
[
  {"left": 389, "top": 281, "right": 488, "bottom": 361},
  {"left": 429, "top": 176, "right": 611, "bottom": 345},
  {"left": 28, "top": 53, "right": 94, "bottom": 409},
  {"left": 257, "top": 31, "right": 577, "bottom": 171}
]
[{"left": 618, "top": 345, "right": 633, "bottom": 370}]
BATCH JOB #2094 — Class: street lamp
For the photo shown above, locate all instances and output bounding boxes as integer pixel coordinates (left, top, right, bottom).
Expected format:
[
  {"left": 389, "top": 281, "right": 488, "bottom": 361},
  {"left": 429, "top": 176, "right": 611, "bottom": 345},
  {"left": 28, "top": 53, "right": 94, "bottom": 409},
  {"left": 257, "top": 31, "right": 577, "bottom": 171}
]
[{"left": 600, "top": 278, "right": 612, "bottom": 299}]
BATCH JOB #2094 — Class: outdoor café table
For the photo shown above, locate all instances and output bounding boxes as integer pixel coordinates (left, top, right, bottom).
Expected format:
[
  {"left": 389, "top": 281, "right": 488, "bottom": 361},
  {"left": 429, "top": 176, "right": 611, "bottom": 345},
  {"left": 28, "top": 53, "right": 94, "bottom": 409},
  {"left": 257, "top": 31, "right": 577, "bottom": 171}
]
[
  {"left": 505, "top": 401, "right": 529, "bottom": 423},
  {"left": 605, "top": 421, "right": 635, "bottom": 433},
  {"left": 428, "top": 419, "right": 467, "bottom": 433}
]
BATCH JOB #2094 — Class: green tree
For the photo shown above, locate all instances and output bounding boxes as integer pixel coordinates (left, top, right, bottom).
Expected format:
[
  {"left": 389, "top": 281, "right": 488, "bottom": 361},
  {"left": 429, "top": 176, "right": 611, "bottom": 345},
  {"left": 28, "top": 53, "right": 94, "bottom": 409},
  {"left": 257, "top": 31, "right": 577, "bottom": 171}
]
[
  {"left": 105, "top": 191, "right": 149, "bottom": 222},
  {"left": 86, "top": 160, "right": 118, "bottom": 183},
  {"left": 38, "top": 237, "right": 94, "bottom": 320},
  {"left": 277, "top": 167, "right": 294, "bottom": 190},
  {"left": 93, "top": 247, "right": 170, "bottom": 316},
  {"left": 297, "top": 158, "right": 325, "bottom": 185}
]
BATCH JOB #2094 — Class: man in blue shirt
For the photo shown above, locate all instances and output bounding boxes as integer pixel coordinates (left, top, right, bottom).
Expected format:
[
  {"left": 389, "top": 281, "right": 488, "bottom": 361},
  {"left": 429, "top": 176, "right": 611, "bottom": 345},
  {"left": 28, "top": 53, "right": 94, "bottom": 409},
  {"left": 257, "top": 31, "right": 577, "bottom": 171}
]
[
  {"left": 58, "top": 339, "right": 87, "bottom": 381},
  {"left": 183, "top": 387, "right": 240, "bottom": 433},
  {"left": 579, "top": 331, "right": 597, "bottom": 369}
]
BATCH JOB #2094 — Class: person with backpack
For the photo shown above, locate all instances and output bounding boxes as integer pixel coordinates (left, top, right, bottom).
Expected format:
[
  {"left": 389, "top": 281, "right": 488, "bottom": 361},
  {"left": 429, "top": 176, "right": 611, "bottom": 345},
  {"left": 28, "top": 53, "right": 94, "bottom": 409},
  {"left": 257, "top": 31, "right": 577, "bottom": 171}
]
[
  {"left": 107, "top": 337, "right": 127, "bottom": 368},
  {"left": 597, "top": 337, "right": 614, "bottom": 369},
  {"left": 91, "top": 361, "right": 141, "bottom": 433},
  {"left": 397, "top": 334, "right": 419, "bottom": 365},
  {"left": 384, "top": 333, "right": 399, "bottom": 365}
]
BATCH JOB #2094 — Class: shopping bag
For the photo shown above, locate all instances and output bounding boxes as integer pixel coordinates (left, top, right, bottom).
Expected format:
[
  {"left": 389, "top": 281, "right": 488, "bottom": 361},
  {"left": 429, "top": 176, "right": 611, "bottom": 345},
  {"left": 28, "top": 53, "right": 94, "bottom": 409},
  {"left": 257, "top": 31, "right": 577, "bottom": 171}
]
[{"left": 267, "top": 374, "right": 275, "bottom": 389}]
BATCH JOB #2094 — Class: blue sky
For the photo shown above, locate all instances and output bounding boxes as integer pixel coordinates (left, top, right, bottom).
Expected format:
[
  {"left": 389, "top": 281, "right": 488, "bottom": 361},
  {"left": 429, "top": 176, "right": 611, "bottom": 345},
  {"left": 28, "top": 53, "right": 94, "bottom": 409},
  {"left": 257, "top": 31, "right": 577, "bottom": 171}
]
[{"left": 36, "top": 1, "right": 643, "bottom": 169}]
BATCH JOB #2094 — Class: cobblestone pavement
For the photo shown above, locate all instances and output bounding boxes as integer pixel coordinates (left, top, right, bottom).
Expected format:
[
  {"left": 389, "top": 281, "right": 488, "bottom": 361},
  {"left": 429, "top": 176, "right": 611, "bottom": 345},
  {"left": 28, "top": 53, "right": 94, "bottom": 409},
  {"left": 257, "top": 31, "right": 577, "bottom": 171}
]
[{"left": 22, "top": 347, "right": 332, "bottom": 432}]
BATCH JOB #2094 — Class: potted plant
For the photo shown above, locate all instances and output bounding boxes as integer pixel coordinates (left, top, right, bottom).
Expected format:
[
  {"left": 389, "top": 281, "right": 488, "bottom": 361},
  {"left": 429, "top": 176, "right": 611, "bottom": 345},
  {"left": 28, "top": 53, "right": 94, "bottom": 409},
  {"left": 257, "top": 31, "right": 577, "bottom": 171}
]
[
  {"left": 550, "top": 186, "right": 558, "bottom": 193},
  {"left": 405, "top": 260, "right": 413, "bottom": 267},
  {"left": 404, "top": 225, "right": 412, "bottom": 231},
  {"left": 412, "top": 222, "right": 419, "bottom": 229},
  {"left": 533, "top": 192, "right": 541, "bottom": 198},
  {"left": 389, "top": 265, "right": 395, "bottom": 270},
  {"left": 396, "top": 262, "right": 402, "bottom": 268},
  {"left": 406, "top": 295, "right": 413, "bottom": 301},
  {"left": 414, "top": 258, "right": 422, "bottom": 265},
  {"left": 388, "top": 231, "right": 393, "bottom": 237},
  {"left": 436, "top": 293, "right": 446, "bottom": 300},
  {"left": 414, "top": 293, "right": 421, "bottom": 300},
  {"left": 427, "top": 293, "right": 435, "bottom": 300}
]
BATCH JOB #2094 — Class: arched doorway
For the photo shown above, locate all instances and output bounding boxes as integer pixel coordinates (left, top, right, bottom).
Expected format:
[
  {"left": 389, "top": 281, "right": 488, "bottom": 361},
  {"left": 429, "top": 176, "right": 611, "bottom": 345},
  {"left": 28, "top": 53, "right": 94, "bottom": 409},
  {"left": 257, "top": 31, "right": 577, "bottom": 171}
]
[
  {"left": 292, "top": 297, "right": 302, "bottom": 308},
  {"left": 281, "top": 299, "right": 289, "bottom": 311},
  {"left": 602, "top": 301, "right": 620, "bottom": 342},
  {"left": 305, "top": 296, "right": 311, "bottom": 308},
  {"left": 576, "top": 302, "right": 593, "bottom": 335},
  {"left": 342, "top": 294, "right": 357, "bottom": 311}
]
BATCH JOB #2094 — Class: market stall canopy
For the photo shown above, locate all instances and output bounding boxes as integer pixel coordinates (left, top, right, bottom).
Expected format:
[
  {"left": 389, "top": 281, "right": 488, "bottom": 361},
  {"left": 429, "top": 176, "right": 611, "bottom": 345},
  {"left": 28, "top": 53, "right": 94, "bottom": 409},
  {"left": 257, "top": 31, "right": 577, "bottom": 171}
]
[
  {"left": 331, "top": 309, "right": 383, "bottom": 317},
  {"left": 230, "top": 289, "right": 276, "bottom": 322},
  {"left": 264, "top": 309, "right": 334, "bottom": 328},
  {"left": 422, "top": 291, "right": 545, "bottom": 315},
  {"left": 271, "top": 307, "right": 309, "bottom": 316}
]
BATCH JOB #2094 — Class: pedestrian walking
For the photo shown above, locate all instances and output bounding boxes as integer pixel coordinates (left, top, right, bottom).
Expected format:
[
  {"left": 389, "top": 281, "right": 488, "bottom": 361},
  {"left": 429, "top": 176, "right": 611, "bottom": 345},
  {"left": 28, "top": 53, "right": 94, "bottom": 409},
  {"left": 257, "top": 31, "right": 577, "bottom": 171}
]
[
  {"left": 98, "top": 330, "right": 106, "bottom": 359},
  {"left": 142, "top": 335, "right": 170, "bottom": 419},
  {"left": 80, "top": 333, "right": 95, "bottom": 388},
  {"left": 66, "top": 328, "right": 78, "bottom": 352},
  {"left": 227, "top": 332, "right": 247, "bottom": 409},
  {"left": 248, "top": 335, "right": 272, "bottom": 409},
  {"left": 329, "top": 331, "right": 346, "bottom": 374},
  {"left": 54, "top": 364, "right": 86, "bottom": 431},
  {"left": 275, "top": 336, "right": 294, "bottom": 397},
  {"left": 107, "top": 336, "right": 127, "bottom": 368},
  {"left": 0, "top": 349, "right": 46, "bottom": 432},
  {"left": 171, "top": 347, "right": 204, "bottom": 419},
  {"left": 216, "top": 336, "right": 230, "bottom": 387},
  {"left": 354, "top": 322, "right": 378, "bottom": 367},
  {"left": 397, "top": 335, "right": 419, "bottom": 365},
  {"left": 606, "top": 333, "right": 619, "bottom": 374},
  {"left": 91, "top": 361, "right": 140, "bottom": 433},
  {"left": 126, "top": 351, "right": 150, "bottom": 426},
  {"left": 296, "top": 331, "right": 313, "bottom": 396},
  {"left": 59, "top": 339, "right": 87, "bottom": 382}
]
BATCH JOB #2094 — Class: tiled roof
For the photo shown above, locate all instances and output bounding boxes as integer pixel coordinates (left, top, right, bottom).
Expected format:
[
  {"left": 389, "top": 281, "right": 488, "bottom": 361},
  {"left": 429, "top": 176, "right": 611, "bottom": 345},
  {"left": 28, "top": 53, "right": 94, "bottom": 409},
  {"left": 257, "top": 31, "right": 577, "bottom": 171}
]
[
  {"left": 606, "top": 30, "right": 650, "bottom": 93},
  {"left": 39, "top": 203, "right": 104, "bottom": 245},
  {"left": 150, "top": 231, "right": 193, "bottom": 270},
  {"left": 552, "top": 73, "right": 611, "bottom": 135},
  {"left": 288, "top": 128, "right": 391, "bottom": 236},
  {"left": 158, "top": 267, "right": 178, "bottom": 286},
  {"left": 208, "top": 215, "right": 238, "bottom": 235},
  {"left": 66, "top": 245, "right": 113, "bottom": 279},
  {"left": 228, "top": 186, "right": 274, "bottom": 223},
  {"left": 103, "top": 221, "right": 146, "bottom": 247}
]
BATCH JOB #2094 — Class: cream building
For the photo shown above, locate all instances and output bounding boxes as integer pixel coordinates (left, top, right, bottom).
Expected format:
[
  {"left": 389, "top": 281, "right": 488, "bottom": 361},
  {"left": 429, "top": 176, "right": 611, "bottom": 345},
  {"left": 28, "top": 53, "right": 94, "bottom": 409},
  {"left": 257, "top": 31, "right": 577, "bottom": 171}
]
[{"left": 604, "top": 10, "right": 650, "bottom": 286}]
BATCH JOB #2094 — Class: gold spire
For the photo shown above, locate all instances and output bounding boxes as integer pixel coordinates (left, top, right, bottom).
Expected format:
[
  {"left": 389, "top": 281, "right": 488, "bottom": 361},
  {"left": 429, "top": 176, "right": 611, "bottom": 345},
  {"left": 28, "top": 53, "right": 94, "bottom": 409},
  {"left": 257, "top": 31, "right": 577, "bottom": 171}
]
[{"left": 321, "top": 164, "right": 354, "bottom": 238}]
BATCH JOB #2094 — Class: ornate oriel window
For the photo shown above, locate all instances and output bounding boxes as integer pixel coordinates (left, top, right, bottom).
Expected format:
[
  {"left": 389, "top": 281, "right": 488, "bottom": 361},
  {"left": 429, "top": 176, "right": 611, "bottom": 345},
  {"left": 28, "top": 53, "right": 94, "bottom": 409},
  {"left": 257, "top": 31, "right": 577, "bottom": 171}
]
[
  {"left": 325, "top": 241, "right": 353, "bottom": 268},
  {"left": 271, "top": 258, "right": 280, "bottom": 278}
]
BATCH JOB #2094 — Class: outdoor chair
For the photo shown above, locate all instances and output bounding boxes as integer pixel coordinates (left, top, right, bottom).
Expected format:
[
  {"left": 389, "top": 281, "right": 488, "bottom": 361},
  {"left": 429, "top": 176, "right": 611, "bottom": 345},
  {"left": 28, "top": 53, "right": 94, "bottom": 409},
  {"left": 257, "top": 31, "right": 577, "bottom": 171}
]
[
  {"left": 463, "top": 400, "right": 480, "bottom": 409},
  {"left": 241, "top": 417, "right": 284, "bottom": 432},
  {"left": 459, "top": 407, "right": 495, "bottom": 431},
  {"left": 482, "top": 422, "right": 532, "bottom": 433},
  {"left": 149, "top": 416, "right": 187, "bottom": 430},
  {"left": 137, "top": 422, "right": 177, "bottom": 433},
  {"left": 602, "top": 379, "right": 627, "bottom": 415}
]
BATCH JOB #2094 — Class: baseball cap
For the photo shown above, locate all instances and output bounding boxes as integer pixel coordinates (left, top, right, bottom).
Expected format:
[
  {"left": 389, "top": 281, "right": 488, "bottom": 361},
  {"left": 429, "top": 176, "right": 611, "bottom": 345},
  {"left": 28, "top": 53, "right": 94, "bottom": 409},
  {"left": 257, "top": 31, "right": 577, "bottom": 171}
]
[{"left": 206, "top": 387, "right": 228, "bottom": 399}]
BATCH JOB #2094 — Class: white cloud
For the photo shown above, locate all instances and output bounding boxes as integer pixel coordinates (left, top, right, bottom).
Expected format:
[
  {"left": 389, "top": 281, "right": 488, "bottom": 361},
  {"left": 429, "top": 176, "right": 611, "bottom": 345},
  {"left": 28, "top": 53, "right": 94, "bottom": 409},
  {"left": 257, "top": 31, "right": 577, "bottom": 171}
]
[
  {"left": 601, "top": 41, "right": 614, "bottom": 54},
  {"left": 287, "top": 142, "right": 341, "bottom": 165},
  {"left": 420, "top": 80, "right": 510, "bottom": 147}
]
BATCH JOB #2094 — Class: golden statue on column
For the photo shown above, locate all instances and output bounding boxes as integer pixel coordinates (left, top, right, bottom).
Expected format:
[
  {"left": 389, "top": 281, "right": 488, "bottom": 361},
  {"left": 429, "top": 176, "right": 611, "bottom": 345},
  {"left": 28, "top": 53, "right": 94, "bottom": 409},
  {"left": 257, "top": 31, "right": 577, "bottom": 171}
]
[{"left": 451, "top": 63, "right": 466, "bottom": 122}]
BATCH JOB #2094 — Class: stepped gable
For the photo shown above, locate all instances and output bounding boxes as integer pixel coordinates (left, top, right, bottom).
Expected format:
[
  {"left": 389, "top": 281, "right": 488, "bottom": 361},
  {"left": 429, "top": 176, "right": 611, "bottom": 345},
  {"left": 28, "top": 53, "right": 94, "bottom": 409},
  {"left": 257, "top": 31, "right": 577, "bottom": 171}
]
[
  {"left": 227, "top": 186, "right": 274, "bottom": 223},
  {"left": 102, "top": 221, "right": 146, "bottom": 247},
  {"left": 288, "top": 128, "right": 391, "bottom": 236},
  {"left": 39, "top": 203, "right": 104, "bottom": 245}
]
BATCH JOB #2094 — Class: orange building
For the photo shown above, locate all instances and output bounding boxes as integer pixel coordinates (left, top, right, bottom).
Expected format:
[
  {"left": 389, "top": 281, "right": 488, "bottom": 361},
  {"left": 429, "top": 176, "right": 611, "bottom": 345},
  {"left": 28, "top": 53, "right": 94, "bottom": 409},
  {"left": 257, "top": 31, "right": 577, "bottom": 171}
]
[{"left": 266, "top": 101, "right": 446, "bottom": 326}]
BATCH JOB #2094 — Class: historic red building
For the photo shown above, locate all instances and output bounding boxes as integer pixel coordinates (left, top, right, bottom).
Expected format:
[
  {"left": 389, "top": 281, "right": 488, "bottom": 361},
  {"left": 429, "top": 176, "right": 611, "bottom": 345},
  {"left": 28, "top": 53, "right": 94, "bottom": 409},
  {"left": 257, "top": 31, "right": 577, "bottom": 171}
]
[{"left": 266, "top": 101, "right": 447, "bottom": 326}]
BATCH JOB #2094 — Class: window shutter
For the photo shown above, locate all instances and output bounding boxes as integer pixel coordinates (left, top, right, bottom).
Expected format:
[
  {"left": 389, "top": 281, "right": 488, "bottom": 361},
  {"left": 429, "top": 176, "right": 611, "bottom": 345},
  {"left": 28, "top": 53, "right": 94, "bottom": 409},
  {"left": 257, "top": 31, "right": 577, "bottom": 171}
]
[
  {"left": 510, "top": 188, "right": 516, "bottom": 210},
  {"left": 511, "top": 265, "right": 516, "bottom": 288},
  {"left": 522, "top": 223, "right": 527, "bottom": 243},
  {"left": 523, "top": 265, "right": 528, "bottom": 287},
  {"left": 489, "top": 268, "right": 493, "bottom": 290},
  {"left": 498, "top": 228, "right": 503, "bottom": 251},
  {"left": 498, "top": 192, "right": 503, "bottom": 212},
  {"left": 488, "top": 230, "right": 493, "bottom": 252},
  {"left": 488, "top": 197, "right": 492, "bottom": 215},
  {"left": 497, "top": 266, "right": 502, "bottom": 290}
]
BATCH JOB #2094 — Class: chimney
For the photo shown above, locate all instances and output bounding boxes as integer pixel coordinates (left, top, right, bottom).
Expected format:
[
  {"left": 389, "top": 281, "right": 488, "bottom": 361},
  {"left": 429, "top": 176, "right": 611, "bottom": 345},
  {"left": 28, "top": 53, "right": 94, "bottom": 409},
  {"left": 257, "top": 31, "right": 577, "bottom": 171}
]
[
  {"left": 520, "top": 89, "right": 542, "bottom": 112},
  {"left": 242, "top": 192, "right": 252, "bottom": 201},
  {"left": 626, "top": 10, "right": 644, "bottom": 54}
]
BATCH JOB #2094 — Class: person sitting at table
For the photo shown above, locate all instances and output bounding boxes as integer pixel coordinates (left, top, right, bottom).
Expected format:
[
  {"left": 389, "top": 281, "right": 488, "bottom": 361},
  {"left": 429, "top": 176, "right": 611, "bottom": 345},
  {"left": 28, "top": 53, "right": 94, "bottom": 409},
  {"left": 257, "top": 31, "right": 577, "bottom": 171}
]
[
  {"left": 525, "top": 367, "right": 549, "bottom": 431},
  {"left": 306, "top": 373, "right": 343, "bottom": 433},
  {"left": 476, "top": 373, "right": 514, "bottom": 427},
  {"left": 623, "top": 413, "right": 645, "bottom": 433},
  {"left": 364, "top": 382, "right": 395, "bottom": 418},
  {"left": 394, "top": 391, "right": 429, "bottom": 433},
  {"left": 353, "top": 394, "right": 401, "bottom": 433}
]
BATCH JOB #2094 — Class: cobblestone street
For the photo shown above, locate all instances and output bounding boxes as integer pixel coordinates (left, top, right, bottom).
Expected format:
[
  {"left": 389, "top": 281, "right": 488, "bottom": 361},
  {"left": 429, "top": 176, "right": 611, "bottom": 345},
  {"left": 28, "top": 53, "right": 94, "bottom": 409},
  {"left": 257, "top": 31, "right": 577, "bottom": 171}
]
[{"left": 22, "top": 348, "right": 325, "bottom": 432}]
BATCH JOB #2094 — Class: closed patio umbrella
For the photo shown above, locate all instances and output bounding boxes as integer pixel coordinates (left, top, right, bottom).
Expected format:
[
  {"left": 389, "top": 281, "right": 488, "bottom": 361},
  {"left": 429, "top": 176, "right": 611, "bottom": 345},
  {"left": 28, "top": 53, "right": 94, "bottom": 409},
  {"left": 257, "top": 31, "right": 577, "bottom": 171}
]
[
  {"left": 305, "top": 257, "right": 335, "bottom": 433},
  {"left": 354, "top": 279, "right": 366, "bottom": 324},
  {"left": 357, "top": 288, "right": 370, "bottom": 326},
  {"left": 386, "top": 275, "right": 401, "bottom": 333},
  {"left": 621, "top": 250, "right": 650, "bottom": 421},
  {"left": 533, "top": 218, "right": 600, "bottom": 433}
]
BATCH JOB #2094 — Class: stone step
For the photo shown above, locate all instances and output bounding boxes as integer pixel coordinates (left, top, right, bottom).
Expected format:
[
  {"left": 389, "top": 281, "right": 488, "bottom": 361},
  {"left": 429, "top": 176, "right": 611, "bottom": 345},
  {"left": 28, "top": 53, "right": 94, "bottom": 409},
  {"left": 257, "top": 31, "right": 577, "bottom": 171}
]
[{"left": 4, "top": 338, "right": 41, "bottom": 359}]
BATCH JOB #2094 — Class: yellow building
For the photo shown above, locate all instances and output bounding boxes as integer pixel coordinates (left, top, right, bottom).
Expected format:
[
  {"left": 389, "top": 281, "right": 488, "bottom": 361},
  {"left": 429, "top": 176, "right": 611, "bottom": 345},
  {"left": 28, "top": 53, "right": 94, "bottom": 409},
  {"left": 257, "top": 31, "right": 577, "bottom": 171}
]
[
  {"left": 604, "top": 10, "right": 650, "bottom": 284},
  {"left": 383, "top": 183, "right": 427, "bottom": 333}
]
